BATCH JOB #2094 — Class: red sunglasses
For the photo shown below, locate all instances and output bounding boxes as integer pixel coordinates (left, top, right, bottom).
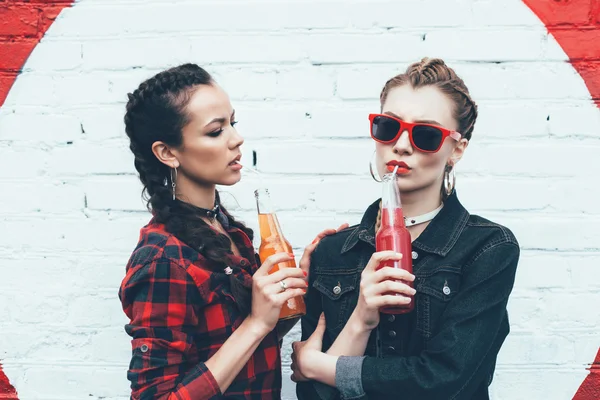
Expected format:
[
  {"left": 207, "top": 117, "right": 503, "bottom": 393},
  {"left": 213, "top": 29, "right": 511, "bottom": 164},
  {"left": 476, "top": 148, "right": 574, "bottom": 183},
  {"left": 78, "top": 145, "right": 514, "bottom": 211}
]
[{"left": 369, "top": 113, "right": 462, "bottom": 153}]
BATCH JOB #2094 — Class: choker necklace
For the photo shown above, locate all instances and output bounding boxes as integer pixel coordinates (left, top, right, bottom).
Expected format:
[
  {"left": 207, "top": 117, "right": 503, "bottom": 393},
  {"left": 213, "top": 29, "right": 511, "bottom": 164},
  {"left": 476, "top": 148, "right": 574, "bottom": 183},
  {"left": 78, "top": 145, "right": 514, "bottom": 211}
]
[
  {"left": 404, "top": 204, "right": 443, "bottom": 227},
  {"left": 197, "top": 203, "right": 220, "bottom": 220}
]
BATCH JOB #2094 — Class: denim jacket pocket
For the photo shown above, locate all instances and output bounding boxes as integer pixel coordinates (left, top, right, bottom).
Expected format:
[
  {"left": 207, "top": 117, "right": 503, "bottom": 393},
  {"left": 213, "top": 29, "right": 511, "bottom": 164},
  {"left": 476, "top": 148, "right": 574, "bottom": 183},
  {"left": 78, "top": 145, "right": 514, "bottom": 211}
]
[
  {"left": 415, "top": 265, "right": 462, "bottom": 341},
  {"left": 313, "top": 269, "right": 359, "bottom": 334}
]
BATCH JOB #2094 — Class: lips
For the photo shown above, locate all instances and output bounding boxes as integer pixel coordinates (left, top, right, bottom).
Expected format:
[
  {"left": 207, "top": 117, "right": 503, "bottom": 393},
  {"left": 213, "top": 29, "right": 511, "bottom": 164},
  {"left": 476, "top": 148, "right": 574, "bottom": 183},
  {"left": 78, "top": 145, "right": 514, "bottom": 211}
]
[
  {"left": 386, "top": 160, "right": 411, "bottom": 175},
  {"left": 229, "top": 155, "right": 241, "bottom": 165}
]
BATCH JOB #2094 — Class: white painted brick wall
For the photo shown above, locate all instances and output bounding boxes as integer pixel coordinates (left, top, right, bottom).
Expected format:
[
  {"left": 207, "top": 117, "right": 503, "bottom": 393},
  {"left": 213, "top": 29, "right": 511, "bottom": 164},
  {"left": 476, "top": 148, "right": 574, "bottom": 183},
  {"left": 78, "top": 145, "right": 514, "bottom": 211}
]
[{"left": 1, "top": 0, "right": 599, "bottom": 399}]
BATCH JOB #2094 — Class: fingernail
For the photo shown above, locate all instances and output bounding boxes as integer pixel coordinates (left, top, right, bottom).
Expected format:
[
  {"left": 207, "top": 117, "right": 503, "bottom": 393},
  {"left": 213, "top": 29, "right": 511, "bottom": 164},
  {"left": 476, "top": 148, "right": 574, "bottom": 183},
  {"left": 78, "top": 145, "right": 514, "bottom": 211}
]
[
  {"left": 303, "top": 270, "right": 308, "bottom": 276},
  {"left": 289, "top": 253, "right": 295, "bottom": 257},
  {"left": 311, "top": 239, "right": 318, "bottom": 244}
]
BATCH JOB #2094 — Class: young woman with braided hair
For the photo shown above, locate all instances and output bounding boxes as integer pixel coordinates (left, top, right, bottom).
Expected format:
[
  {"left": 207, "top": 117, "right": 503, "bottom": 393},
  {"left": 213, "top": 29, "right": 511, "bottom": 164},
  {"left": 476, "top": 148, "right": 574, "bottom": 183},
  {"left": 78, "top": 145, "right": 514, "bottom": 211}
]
[
  {"left": 118, "top": 63, "right": 343, "bottom": 399},
  {"left": 292, "top": 58, "right": 520, "bottom": 400}
]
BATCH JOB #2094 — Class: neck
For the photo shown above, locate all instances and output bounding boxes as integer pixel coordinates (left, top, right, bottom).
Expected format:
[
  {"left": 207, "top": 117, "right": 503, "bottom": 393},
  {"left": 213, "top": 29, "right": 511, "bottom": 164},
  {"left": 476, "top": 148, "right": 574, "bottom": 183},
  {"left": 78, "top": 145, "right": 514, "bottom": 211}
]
[
  {"left": 176, "top": 173, "right": 217, "bottom": 210},
  {"left": 399, "top": 181, "right": 443, "bottom": 218}
]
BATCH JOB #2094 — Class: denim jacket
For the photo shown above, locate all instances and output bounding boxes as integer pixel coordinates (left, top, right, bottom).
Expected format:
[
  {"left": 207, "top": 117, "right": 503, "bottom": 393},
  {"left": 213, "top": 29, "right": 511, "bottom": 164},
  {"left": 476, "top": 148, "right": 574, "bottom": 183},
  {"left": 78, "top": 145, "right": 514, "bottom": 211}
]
[{"left": 297, "top": 191, "right": 519, "bottom": 400}]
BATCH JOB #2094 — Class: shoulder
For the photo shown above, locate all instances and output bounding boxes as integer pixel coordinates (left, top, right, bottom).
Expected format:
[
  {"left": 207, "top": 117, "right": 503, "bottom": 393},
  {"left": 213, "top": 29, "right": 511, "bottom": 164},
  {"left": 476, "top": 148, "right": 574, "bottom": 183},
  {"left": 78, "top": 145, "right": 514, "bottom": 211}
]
[
  {"left": 465, "top": 214, "right": 519, "bottom": 249},
  {"left": 124, "top": 223, "right": 209, "bottom": 285},
  {"left": 462, "top": 214, "right": 520, "bottom": 274},
  {"left": 313, "top": 224, "right": 358, "bottom": 253},
  {"left": 310, "top": 224, "right": 361, "bottom": 270}
]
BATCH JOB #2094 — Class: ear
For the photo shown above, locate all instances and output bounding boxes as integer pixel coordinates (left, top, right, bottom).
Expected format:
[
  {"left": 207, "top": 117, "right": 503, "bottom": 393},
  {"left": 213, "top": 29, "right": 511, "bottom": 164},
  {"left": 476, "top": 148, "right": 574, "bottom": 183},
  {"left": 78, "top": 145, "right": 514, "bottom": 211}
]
[
  {"left": 449, "top": 138, "right": 469, "bottom": 166},
  {"left": 151, "top": 141, "right": 180, "bottom": 169}
]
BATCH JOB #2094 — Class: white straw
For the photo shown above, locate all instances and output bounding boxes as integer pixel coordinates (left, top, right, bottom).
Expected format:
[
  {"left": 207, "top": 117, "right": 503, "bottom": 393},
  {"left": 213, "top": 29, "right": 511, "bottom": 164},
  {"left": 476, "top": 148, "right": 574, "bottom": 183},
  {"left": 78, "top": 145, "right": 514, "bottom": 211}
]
[
  {"left": 240, "top": 163, "right": 267, "bottom": 190},
  {"left": 393, "top": 165, "right": 399, "bottom": 175}
]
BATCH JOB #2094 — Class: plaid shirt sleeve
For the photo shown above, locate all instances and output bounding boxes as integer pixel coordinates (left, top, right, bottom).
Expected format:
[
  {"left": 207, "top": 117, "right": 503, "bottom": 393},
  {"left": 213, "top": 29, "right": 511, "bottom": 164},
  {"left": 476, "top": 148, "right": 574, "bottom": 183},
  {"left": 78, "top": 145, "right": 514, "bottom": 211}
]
[{"left": 120, "top": 256, "right": 222, "bottom": 400}]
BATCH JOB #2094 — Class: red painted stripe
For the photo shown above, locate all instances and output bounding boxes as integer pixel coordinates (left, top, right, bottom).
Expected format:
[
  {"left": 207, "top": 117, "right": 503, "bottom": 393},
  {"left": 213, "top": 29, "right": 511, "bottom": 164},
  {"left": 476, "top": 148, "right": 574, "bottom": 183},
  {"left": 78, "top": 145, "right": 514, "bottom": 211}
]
[
  {"left": 518, "top": 2, "right": 600, "bottom": 396},
  {"left": 0, "top": 363, "right": 18, "bottom": 399},
  {"left": 573, "top": 349, "right": 600, "bottom": 400},
  {"left": 523, "top": 0, "right": 600, "bottom": 107},
  {"left": 0, "top": 1, "right": 74, "bottom": 107}
]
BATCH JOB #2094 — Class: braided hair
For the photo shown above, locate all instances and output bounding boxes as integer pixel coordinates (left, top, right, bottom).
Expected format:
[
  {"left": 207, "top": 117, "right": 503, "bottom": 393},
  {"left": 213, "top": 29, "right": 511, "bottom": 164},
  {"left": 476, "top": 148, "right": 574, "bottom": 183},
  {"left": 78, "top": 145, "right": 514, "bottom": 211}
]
[
  {"left": 380, "top": 58, "right": 478, "bottom": 140},
  {"left": 124, "top": 63, "right": 253, "bottom": 265}
]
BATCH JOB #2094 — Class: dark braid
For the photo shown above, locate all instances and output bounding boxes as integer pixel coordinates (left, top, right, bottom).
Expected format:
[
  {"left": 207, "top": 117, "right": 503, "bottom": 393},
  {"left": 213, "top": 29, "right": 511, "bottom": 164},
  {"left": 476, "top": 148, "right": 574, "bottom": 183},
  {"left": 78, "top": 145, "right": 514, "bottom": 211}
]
[
  {"left": 124, "top": 63, "right": 253, "bottom": 265},
  {"left": 380, "top": 57, "right": 478, "bottom": 140}
]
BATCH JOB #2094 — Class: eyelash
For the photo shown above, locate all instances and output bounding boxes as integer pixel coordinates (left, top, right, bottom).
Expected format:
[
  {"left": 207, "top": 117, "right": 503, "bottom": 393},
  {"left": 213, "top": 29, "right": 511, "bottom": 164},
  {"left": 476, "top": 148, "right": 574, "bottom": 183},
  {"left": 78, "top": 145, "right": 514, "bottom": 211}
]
[{"left": 208, "top": 120, "right": 238, "bottom": 137}]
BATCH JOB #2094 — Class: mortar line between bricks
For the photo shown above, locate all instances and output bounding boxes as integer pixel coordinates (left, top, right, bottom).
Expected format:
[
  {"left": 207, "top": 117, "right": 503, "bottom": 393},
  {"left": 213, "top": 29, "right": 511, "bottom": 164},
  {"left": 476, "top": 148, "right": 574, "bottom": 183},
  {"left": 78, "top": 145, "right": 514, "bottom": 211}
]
[
  {"left": 25, "top": 28, "right": 556, "bottom": 39},
  {"left": 0, "top": 360, "right": 591, "bottom": 371},
  {"left": 0, "top": 360, "right": 127, "bottom": 368},
  {"left": 0, "top": 358, "right": 592, "bottom": 370},
  {"left": 1, "top": 99, "right": 596, "bottom": 109}
]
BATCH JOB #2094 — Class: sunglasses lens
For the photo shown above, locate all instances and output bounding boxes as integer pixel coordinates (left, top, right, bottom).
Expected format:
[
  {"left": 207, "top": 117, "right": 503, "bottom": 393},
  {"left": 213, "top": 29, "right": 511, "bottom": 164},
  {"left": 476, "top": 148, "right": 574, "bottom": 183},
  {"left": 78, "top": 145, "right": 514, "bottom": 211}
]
[
  {"left": 372, "top": 115, "right": 401, "bottom": 142},
  {"left": 412, "top": 125, "right": 443, "bottom": 151}
]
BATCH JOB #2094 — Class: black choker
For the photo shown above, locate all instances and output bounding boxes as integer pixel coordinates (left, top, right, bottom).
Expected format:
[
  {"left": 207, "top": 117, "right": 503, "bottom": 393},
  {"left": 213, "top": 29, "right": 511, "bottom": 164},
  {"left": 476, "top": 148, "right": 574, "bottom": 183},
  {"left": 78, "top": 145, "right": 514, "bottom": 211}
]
[{"left": 199, "top": 204, "right": 220, "bottom": 220}]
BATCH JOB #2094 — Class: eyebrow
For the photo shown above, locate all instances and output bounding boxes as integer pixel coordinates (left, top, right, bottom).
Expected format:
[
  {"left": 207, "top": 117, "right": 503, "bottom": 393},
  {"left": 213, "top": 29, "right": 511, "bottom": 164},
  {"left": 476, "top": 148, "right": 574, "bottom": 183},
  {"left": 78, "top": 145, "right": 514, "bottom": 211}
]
[
  {"left": 204, "top": 110, "right": 236, "bottom": 128},
  {"left": 384, "top": 111, "right": 442, "bottom": 127}
]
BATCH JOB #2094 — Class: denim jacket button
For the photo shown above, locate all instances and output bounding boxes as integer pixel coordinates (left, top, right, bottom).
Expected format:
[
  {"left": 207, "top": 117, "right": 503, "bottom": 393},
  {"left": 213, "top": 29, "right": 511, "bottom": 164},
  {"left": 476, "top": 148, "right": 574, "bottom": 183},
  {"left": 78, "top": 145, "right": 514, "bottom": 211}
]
[
  {"left": 411, "top": 251, "right": 419, "bottom": 260},
  {"left": 443, "top": 281, "right": 451, "bottom": 295},
  {"left": 389, "top": 330, "right": 397, "bottom": 338},
  {"left": 387, "top": 315, "right": 395, "bottom": 323},
  {"left": 333, "top": 285, "right": 342, "bottom": 295}
]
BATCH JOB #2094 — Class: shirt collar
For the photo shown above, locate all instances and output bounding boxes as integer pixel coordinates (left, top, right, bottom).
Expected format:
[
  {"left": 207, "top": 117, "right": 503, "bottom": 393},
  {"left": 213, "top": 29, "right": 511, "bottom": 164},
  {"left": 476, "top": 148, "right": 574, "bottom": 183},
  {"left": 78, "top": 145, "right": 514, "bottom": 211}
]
[{"left": 341, "top": 191, "right": 469, "bottom": 257}]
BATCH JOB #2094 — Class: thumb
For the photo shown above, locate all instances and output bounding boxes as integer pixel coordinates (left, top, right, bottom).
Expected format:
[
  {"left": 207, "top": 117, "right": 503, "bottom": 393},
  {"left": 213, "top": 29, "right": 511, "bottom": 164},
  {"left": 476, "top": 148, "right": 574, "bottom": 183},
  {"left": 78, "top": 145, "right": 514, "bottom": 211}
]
[{"left": 307, "top": 313, "right": 327, "bottom": 347}]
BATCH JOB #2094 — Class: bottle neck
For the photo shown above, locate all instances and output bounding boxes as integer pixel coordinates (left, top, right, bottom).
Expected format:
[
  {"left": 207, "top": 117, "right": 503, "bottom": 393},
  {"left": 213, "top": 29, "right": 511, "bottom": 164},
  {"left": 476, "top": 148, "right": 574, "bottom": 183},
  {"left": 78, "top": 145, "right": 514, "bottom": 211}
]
[
  {"left": 254, "top": 188, "right": 275, "bottom": 215},
  {"left": 380, "top": 173, "right": 405, "bottom": 228},
  {"left": 255, "top": 188, "right": 287, "bottom": 243},
  {"left": 381, "top": 173, "right": 402, "bottom": 208}
]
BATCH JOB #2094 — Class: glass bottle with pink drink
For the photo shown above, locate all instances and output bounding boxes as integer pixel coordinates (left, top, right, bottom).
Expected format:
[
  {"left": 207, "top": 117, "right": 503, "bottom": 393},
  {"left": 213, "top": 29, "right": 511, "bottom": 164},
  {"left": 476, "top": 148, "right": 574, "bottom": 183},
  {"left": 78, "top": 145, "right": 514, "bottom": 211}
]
[{"left": 375, "top": 169, "right": 414, "bottom": 314}]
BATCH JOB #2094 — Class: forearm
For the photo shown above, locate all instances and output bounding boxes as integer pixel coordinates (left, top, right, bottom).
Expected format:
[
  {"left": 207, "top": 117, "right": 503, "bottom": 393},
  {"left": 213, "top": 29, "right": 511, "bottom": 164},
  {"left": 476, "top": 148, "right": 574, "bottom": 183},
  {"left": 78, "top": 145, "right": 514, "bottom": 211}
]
[
  {"left": 205, "top": 316, "right": 269, "bottom": 392},
  {"left": 326, "top": 312, "right": 372, "bottom": 357},
  {"left": 305, "top": 352, "right": 338, "bottom": 387}
]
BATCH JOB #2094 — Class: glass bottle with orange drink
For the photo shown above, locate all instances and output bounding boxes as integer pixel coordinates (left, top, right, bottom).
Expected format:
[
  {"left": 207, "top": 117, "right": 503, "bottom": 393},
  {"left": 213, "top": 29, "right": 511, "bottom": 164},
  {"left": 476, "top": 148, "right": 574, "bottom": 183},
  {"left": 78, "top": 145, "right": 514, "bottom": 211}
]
[{"left": 254, "top": 188, "right": 306, "bottom": 320}]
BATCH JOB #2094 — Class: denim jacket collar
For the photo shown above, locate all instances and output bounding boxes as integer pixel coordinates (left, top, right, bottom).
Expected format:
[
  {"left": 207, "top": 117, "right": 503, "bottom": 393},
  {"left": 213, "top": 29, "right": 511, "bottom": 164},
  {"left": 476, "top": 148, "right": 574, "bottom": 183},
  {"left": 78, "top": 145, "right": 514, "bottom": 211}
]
[{"left": 341, "top": 191, "right": 470, "bottom": 257}]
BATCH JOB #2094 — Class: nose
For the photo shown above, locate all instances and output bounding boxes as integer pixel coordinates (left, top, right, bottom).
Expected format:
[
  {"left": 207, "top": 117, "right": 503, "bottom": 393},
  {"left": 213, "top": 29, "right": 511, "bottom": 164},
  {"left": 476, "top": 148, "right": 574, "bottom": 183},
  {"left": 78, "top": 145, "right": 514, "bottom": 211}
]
[
  {"left": 229, "top": 124, "right": 244, "bottom": 149},
  {"left": 392, "top": 129, "right": 413, "bottom": 155}
]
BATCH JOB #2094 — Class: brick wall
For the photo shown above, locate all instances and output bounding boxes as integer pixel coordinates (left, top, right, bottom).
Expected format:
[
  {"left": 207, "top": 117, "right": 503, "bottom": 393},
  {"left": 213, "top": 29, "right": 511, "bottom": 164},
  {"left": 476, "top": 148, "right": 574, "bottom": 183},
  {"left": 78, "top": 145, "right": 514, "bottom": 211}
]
[{"left": 0, "top": 0, "right": 599, "bottom": 399}]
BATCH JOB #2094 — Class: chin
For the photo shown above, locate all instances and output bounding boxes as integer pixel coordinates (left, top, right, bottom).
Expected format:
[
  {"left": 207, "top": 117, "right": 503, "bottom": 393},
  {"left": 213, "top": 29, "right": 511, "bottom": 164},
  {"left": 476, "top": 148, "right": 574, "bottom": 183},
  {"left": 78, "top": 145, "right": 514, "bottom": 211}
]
[
  {"left": 218, "top": 173, "right": 242, "bottom": 186},
  {"left": 398, "top": 179, "right": 442, "bottom": 195},
  {"left": 396, "top": 177, "right": 426, "bottom": 192}
]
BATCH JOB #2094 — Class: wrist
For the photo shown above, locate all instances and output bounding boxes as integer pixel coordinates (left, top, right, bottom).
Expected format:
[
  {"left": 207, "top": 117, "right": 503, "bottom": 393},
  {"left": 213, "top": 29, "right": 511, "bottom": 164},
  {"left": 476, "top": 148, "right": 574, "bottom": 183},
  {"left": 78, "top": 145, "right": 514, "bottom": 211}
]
[
  {"left": 349, "top": 309, "right": 376, "bottom": 333},
  {"left": 306, "top": 352, "right": 338, "bottom": 382},
  {"left": 244, "top": 316, "right": 272, "bottom": 339}
]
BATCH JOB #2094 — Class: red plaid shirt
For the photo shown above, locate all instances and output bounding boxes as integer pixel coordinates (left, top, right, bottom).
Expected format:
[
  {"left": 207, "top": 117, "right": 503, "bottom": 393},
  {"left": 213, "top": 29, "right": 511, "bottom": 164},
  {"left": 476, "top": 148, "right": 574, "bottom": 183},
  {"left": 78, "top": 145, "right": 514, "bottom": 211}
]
[{"left": 119, "top": 217, "right": 281, "bottom": 400}]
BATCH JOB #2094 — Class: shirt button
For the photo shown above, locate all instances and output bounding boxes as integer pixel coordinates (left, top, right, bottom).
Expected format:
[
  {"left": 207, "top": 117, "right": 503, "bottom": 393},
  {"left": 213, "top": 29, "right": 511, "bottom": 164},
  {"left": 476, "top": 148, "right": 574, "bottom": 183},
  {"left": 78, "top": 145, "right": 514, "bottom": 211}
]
[
  {"left": 140, "top": 344, "right": 149, "bottom": 353},
  {"left": 388, "top": 315, "right": 395, "bottom": 323},
  {"left": 333, "top": 285, "right": 341, "bottom": 295},
  {"left": 412, "top": 251, "right": 419, "bottom": 260},
  {"left": 387, "top": 346, "right": 396, "bottom": 353},
  {"left": 389, "top": 330, "right": 396, "bottom": 338}
]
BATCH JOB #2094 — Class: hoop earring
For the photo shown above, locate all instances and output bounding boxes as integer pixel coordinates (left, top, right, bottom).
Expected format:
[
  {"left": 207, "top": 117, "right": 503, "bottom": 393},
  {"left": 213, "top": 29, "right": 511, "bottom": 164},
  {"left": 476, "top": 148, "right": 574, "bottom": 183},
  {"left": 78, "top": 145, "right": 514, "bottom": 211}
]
[
  {"left": 171, "top": 167, "right": 178, "bottom": 200},
  {"left": 369, "top": 151, "right": 382, "bottom": 183},
  {"left": 443, "top": 164, "right": 455, "bottom": 196}
]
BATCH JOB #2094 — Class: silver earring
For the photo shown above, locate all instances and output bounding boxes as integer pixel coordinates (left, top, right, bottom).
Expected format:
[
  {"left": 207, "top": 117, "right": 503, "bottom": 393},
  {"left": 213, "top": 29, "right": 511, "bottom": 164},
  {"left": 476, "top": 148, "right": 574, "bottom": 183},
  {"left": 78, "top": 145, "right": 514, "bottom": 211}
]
[
  {"left": 369, "top": 151, "right": 382, "bottom": 183},
  {"left": 171, "top": 167, "right": 178, "bottom": 200},
  {"left": 443, "top": 164, "right": 455, "bottom": 196}
]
